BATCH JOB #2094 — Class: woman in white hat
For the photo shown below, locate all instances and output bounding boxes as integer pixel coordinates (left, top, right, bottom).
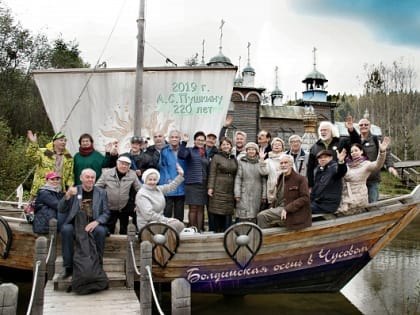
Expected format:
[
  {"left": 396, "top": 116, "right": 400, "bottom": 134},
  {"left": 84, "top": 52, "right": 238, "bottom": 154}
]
[{"left": 135, "top": 164, "right": 185, "bottom": 233}]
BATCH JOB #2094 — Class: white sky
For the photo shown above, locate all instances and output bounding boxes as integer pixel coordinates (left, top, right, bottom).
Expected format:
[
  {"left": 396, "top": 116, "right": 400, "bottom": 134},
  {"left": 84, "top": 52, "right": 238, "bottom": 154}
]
[{"left": 5, "top": 0, "right": 420, "bottom": 102}]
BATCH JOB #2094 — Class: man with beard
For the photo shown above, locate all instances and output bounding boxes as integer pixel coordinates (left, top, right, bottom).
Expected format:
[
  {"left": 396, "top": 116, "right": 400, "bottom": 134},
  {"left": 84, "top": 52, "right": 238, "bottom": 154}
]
[{"left": 257, "top": 154, "right": 311, "bottom": 230}]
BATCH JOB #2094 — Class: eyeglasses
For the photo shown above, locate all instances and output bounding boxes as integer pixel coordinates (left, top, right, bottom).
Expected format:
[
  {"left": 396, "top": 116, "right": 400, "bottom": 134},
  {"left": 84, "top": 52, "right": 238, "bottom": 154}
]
[
  {"left": 195, "top": 138, "right": 205, "bottom": 141},
  {"left": 48, "top": 178, "right": 61, "bottom": 181},
  {"left": 359, "top": 124, "right": 369, "bottom": 127}
]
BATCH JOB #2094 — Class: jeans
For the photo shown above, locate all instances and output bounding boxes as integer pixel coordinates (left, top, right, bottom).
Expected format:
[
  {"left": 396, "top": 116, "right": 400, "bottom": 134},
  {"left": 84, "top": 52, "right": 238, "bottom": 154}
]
[
  {"left": 61, "top": 223, "right": 108, "bottom": 268},
  {"left": 367, "top": 182, "right": 379, "bottom": 203}
]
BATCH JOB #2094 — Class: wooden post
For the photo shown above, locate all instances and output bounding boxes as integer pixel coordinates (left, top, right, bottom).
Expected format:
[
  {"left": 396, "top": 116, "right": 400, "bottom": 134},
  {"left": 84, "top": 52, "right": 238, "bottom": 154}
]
[
  {"left": 0, "top": 283, "right": 18, "bottom": 315},
  {"left": 140, "top": 240, "right": 152, "bottom": 315},
  {"left": 134, "top": 0, "right": 145, "bottom": 136},
  {"left": 171, "top": 278, "right": 191, "bottom": 315},
  {"left": 32, "top": 236, "right": 47, "bottom": 315},
  {"left": 126, "top": 223, "right": 137, "bottom": 289},
  {"left": 47, "top": 218, "right": 57, "bottom": 280}
]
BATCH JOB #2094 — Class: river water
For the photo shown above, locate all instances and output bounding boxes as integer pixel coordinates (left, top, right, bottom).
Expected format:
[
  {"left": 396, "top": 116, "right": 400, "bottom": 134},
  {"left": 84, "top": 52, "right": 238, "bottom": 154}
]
[{"left": 2, "top": 215, "right": 419, "bottom": 314}]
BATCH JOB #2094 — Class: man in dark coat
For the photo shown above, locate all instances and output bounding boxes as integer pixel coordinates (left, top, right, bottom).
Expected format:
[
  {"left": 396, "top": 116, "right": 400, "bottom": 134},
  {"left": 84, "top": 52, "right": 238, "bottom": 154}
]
[
  {"left": 310, "top": 149, "right": 347, "bottom": 214},
  {"left": 257, "top": 154, "right": 311, "bottom": 230},
  {"left": 58, "top": 168, "right": 110, "bottom": 278}
]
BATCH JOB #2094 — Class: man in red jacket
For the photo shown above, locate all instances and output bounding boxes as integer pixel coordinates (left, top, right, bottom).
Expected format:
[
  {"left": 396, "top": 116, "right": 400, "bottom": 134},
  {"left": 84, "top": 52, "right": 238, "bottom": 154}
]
[{"left": 257, "top": 154, "right": 311, "bottom": 230}]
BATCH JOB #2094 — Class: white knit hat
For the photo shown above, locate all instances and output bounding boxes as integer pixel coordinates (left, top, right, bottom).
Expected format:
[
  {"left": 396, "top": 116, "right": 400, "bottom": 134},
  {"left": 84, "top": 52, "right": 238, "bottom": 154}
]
[
  {"left": 245, "top": 142, "right": 259, "bottom": 151},
  {"left": 142, "top": 168, "right": 160, "bottom": 183}
]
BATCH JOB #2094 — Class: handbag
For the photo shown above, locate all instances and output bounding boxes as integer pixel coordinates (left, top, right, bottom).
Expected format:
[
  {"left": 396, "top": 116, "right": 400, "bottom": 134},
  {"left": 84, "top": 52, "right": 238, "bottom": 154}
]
[{"left": 24, "top": 200, "right": 36, "bottom": 223}]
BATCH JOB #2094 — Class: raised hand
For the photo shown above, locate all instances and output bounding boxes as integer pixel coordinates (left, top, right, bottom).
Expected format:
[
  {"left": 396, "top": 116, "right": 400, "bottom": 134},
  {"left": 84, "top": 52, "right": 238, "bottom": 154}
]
[
  {"left": 337, "top": 148, "right": 347, "bottom": 163},
  {"left": 27, "top": 130, "right": 37, "bottom": 143},
  {"left": 259, "top": 147, "right": 266, "bottom": 160},
  {"left": 379, "top": 136, "right": 390, "bottom": 152},
  {"left": 224, "top": 114, "right": 233, "bottom": 127},
  {"left": 345, "top": 115, "right": 354, "bottom": 131},
  {"left": 183, "top": 133, "right": 189, "bottom": 143}
]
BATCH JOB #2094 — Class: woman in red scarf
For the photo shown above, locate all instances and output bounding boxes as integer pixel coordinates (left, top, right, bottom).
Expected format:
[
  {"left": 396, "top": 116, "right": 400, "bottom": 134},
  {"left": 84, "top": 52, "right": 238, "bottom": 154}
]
[{"left": 73, "top": 133, "right": 118, "bottom": 185}]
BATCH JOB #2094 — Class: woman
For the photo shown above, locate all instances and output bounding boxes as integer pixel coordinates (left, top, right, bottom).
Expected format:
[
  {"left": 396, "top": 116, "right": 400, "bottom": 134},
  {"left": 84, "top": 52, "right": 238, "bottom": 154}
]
[
  {"left": 234, "top": 142, "right": 267, "bottom": 222},
  {"left": 73, "top": 133, "right": 118, "bottom": 185},
  {"left": 259, "top": 137, "right": 286, "bottom": 206},
  {"left": 337, "top": 137, "right": 390, "bottom": 216},
  {"left": 207, "top": 138, "right": 238, "bottom": 232},
  {"left": 178, "top": 131, "right": 210, "bottom": 232},
  {"left": 136, "top": 165, "right": 185, "bottom": 233},
  {"left": 33, "top": 172, "right": 64, "bottom": 234}
]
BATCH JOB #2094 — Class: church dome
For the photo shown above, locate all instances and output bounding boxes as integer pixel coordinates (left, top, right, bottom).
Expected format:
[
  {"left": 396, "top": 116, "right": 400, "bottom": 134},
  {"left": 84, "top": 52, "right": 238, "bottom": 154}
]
[
  {"left": 302, "top": 68, "right": 328, "bottom": 83},
  {"left": 207, "top": 52, "right": 233, "bottom": 66}
]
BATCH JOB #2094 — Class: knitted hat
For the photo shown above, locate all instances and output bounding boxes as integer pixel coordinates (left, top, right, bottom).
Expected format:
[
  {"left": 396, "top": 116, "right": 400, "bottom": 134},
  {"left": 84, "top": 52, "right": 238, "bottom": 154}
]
[
  {"left": 142, "top": 168, "right": 160, "bottom": 183},
  {"left": 52, "top": 132, "right": 66, "bottom": 141},
  {"left": 245, "top": 142, "right": 259, "bottom": 151}
]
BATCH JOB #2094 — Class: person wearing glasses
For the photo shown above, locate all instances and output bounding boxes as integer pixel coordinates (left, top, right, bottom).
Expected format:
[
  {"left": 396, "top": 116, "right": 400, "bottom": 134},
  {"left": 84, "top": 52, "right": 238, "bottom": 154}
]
[
  {"left": 178, "top": 131, "right": 210, "bottom": 232},
  {"left": 349, "top": 118, "right": 399, "bottom": 202},
  {"left": 33, "top": 172, "right": 65, "bottom": 234},
  {"left": 286, "top": 135, "right": 308, "bottom": 177}
]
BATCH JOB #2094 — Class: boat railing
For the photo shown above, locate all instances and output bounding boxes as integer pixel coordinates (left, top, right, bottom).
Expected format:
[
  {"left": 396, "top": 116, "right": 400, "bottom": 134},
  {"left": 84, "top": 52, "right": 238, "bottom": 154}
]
[
  {"left": 126, "top": 222, "right": 191, "bottom": 315},
  {"left": 25, "top": 219, "right": 58, "bottom": 315},
  {"left": 26, "top": 237, "right": 48, "bottom": 315}
]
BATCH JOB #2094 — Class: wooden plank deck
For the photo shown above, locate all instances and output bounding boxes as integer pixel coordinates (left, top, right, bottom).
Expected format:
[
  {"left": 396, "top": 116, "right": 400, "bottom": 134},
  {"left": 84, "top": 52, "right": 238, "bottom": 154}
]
[{"left": 43, "top": 281, "right": 140, "bottom": 314}]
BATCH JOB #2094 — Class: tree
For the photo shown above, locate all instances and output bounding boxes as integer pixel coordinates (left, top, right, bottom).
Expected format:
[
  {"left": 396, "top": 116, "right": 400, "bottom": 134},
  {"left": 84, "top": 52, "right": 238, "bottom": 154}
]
[
  {"left": 184, "top": 53, "right": 199, "bottom": 66},
  {"left": 50, "top": 38, "right": 90, "bottom": 68}
]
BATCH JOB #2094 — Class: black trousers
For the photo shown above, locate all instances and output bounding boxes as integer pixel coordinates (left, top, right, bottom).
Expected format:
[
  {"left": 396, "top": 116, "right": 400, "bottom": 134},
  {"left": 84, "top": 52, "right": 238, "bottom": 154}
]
[{"left": 164, "top": 195, "right": 185, "bottom": 222}]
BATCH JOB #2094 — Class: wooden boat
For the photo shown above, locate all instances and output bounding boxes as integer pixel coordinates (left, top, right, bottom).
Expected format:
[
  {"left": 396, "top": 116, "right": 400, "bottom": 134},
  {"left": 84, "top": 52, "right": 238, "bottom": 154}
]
[{"left": 1, "top": 186, "right": 419, "bottom": 294}]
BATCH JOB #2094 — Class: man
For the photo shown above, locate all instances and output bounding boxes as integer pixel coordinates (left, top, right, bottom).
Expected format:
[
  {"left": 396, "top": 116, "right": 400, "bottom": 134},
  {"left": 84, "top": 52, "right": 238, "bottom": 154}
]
[
  {"left": 310, "top": 149, "right": 347, "bottom": 214},
  {"left": 58, "top": 168, "right": 110, "bottom": 278},
  {"left": 286, "top": 134, "right": 308, "bottom": 176},
  {"left": 26, "top": 130, "right": 74, "bottom": 198},
  {"left": 121, "top": 136, "right": 152, "bottom": 179},
  {"left": 306, "top": 120, "right": 356, "bottom": 188},
  {"left": 349, "top": 117, "right": 399, "bottom": 202},
  {"left": 257, "top": 154, "right": 311, "bottom": 230},
  {"left": 159, "top": 130, "right": 187, "bottom": 222},
  {"left": 146, "top": 131, "right": 166, "bottom": 169},
  {"left": 218, "top": 115, "right": 247, "bottom": 158},
  {"left": 257, "top": 130, "right": 272, "bottom": 158},
  {"left": 95, "top": 156, "right": 141, "bottom": 234},
  {"left": 205, "top": 133, "right": 218, "bottom": 159}
]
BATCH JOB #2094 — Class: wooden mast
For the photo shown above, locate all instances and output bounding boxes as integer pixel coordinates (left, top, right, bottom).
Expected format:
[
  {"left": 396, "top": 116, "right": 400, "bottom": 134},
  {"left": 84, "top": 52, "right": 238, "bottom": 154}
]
[{"left": 134, "top": 0, "right": 145, "bottom": 136}]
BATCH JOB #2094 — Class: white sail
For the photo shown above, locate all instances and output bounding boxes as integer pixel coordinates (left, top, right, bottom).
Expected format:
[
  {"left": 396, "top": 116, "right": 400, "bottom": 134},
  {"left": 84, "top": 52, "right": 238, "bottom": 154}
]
[{"left": 33, "top": 67, "right": 236, "bottom": 154}]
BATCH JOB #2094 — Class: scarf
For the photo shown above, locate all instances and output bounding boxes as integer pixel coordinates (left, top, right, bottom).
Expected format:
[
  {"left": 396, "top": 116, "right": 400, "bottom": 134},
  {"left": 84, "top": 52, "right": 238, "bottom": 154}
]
[
  {"left": 346, "top": 156, "right": 368, "bottom": 168},
  {"left": 79, "top": 145, "right": 95, "bottom": 156},
  {"left": 199, "top": 147, "right": 205, "bottom": 157}
]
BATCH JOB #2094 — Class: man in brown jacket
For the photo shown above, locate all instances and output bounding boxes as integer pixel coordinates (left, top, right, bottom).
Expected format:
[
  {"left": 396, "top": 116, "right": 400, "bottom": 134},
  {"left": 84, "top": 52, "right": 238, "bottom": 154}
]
[{"left": 257, "top": 154, "right": 311, "bottom": 230}]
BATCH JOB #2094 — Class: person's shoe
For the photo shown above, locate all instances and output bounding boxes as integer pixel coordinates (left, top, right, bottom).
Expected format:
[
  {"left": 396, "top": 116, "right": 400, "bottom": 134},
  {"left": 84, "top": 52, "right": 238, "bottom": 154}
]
[{"left": 59, "top": 267, "right": 73, "bottom": 279}]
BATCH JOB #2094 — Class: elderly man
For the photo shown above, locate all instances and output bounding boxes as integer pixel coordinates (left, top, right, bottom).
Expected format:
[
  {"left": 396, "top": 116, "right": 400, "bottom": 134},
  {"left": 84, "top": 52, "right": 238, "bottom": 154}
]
[
  {"left": 257, "top": 129, "right": 272, "bottom": 158},
  {"left": 205, "top": 133, "right": 218, "bottom": 159},
  {"left": 159, "top": 130, "right": 187, "bottom": 222},
  {"left": 310, "top": 149, "right": 347, "bottom": 214},
  {"left": 146, "top": 131, "right": 167, "bottom": 169},
  {"left": 306, "top": 120, "right": 357, "bottom": 188},
  {"left": 96, "top": 155, "right": 141, "bottom": 234},
  {"left": 349, "top": 117, "right": 399, "bottom": 202},
  {"left": 58, "top": 168, "right": 110, "bottom": 278},
  {"left": 257, "top": 154, "right": 311, "bottom": 230},
  {"left": 286, "top": 134, "right": 308, "bottom": 176}
]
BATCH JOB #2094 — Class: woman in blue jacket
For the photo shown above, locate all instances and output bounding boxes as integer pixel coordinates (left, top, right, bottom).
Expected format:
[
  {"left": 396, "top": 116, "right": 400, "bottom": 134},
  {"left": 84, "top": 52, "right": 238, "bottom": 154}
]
[{"left": 178, "top": 131, "right": 210, "bottom": 232}]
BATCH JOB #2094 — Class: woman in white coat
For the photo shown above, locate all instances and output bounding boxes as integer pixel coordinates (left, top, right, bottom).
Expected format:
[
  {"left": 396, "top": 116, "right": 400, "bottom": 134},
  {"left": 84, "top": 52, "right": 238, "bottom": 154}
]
[
  {"left": 337, "top": 137, "right": 390, "bottom": 216},
  {"left": 136, "top": 165, "right": 185, "bottom": 233}
]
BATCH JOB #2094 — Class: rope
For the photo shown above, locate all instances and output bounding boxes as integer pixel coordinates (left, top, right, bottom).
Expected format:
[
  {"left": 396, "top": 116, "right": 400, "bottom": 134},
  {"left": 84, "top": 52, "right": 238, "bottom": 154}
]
[
  {"left": 145, "top": 265, "right": 165, "bottom": 315},
  {"left": 145, "top": 41, "right": 177, "bottom": 66},
  {"left": 26, "top": 260, "right": 41, "bottom": 315},
  {"left": 60, "top": 0, "right": 128, "bottom": 131},
  {"left": 129, "top": 241, "right": 141, "bottom": 276}
]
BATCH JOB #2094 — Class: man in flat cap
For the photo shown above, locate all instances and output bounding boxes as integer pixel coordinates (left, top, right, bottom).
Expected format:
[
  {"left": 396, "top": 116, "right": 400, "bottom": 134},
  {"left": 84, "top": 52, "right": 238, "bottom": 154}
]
[{"left": 310, "top": 149, "right": 347, "bottom": 214}]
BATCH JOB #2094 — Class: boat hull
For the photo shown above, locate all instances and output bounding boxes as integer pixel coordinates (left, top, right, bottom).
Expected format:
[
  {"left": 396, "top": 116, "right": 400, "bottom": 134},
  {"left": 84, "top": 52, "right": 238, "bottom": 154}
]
[{"left": 1, "top": 186, "right": 419, "bottom": 294}]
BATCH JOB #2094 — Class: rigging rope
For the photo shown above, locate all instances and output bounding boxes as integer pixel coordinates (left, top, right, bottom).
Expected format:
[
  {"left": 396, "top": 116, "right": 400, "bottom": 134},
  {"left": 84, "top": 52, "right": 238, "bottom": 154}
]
[{"left": 60, "top": 0, "right": 128, "bottom": 131}]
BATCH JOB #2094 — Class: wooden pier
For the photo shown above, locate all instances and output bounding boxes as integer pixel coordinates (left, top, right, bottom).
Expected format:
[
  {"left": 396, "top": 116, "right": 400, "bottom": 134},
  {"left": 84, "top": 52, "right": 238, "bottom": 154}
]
[{"left": 43, "top": 281, "right": 140, "bottom": 315}]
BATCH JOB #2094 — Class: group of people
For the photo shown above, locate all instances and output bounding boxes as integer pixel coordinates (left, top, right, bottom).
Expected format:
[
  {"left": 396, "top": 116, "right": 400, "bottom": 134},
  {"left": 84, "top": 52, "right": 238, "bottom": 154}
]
[{"left": 26, "top": 115, "right": 398, "bottom": 280}]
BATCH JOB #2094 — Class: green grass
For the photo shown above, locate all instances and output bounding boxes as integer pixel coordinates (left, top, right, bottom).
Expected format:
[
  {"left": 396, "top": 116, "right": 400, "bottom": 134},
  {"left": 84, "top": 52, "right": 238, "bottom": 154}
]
[{"left": 379, "top": 171, "right": 412, "bottom": 197}]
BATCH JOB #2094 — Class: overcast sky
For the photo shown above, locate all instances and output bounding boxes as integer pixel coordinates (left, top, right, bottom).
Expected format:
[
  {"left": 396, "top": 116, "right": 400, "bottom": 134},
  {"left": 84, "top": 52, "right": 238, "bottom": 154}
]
[{"left": 5, "top": 0, "right": 420, "bottom": 102}]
